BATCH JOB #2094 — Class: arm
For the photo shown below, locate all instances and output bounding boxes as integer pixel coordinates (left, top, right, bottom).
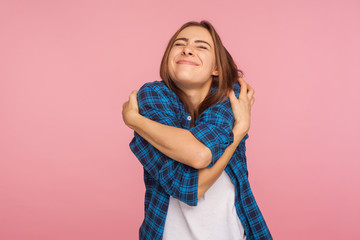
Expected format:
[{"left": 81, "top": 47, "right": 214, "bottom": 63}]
[
  {"left": 130, "top": 130, "right": 199, "bottom": 206},
  {"left": 198, "top": 128, "right": 246, "bottom": 199},
  {"left": 123, "top": 83, "right": 235, "bottom": 169},
  {"left": 197, "top": 77, "right": 254, "bottom": 199},
  {"left": 124, "top": 79, "right": 254, "bottom": 202},
  {"left": 126, "top": 113, "right": 212, "bottom": 169},
  {"left": 125, "top": 89, "right": 245, "bottom": 200},
  {"left": 126, "top": 82, "right": 203, "bottom": 206}
]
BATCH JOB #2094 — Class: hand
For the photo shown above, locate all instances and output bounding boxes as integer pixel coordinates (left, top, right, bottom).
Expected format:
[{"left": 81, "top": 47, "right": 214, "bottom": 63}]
[
  {"left": 122, "top": 90, "right": 140, "bottom": 129},
  {"left": 228, "top": 77, "right": 255, "bottom": 136}
]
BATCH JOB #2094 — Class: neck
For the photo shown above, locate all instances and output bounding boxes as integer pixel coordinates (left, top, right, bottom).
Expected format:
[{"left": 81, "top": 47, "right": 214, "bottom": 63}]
[{"left": 179, "top": 82, "right": 212, "bottom": 110}]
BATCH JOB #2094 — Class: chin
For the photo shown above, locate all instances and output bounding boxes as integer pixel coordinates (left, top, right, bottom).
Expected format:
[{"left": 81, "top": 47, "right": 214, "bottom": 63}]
[
  {"left": 173, "top": 79, "right": 210, "bottom": 90},
  {"left": 170, "top": 71, "right": 211, "bottom": 89},
  {"left": 171, "top": 73, "right": 193, "bottom": 84}
]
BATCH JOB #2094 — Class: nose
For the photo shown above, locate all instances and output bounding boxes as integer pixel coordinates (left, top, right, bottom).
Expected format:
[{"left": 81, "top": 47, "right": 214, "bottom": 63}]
[{"left": 182, "top": 45, "right": 194, "bottom": 56}]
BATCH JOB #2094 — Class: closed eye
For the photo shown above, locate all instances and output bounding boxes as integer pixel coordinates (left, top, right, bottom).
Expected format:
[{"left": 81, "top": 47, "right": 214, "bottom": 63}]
[{"left": 174, "top": 43, "right": 207, "bottom": 50}]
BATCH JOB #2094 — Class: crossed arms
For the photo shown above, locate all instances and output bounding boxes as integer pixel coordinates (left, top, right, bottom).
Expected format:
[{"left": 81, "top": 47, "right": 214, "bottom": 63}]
[{"left": 124, "top": 79, "right": 253, "bottom": 205}]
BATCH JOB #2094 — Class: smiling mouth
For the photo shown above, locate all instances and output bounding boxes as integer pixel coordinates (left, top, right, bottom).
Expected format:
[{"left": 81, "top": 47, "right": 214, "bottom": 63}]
[{"left": 177, "top": 60, "right": 199, "bottom": 66}]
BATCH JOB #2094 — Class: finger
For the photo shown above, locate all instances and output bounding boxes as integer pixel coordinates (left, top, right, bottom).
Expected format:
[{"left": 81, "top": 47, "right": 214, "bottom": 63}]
[
  {"left": 244, "top": 81, "right": 255, "bottom": 100},
  {"left": 239, "top": 78, "right": 248, "bottom": 99},
  {"left": 228, "top": 90, "right": 237, "bottom": 103},
  {"left": 247, "top": 88, "right": 255, "bottom": 100},
  {"left": 122, "top": 101, "right": 129, "bottom": 112},
  {"left": 247, "top": 83, "right": 255, "bottom": 94},
  {"left": 130, "top": 89, "right": 138, "bottom": 97},
  {"left": 129, "top": 90, "right": 138, "bottom": 103},
  {"left": 250, "top": 97, "right": 255, "bottom": 106}
]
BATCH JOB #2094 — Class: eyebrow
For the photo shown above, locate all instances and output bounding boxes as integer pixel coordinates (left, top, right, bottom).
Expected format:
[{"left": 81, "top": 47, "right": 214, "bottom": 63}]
[{"left": 174, "top": 37, "right": 212, "bottom": 48}]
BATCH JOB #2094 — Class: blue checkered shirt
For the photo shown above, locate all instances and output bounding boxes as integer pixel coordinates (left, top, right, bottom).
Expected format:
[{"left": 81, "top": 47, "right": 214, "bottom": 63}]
[{"left": 129, "top": 80, "right": 273, "bottom": 240}]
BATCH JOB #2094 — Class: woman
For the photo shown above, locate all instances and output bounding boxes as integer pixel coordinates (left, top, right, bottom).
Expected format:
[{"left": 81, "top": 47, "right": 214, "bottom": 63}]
[{"left": 122, "top": 20, "right": 272, "bottom": 240}]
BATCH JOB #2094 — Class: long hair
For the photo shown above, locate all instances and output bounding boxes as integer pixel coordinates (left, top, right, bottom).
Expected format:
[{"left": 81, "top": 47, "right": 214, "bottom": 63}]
[{"left": 160, "top": 20, "right": 244, "bottom": 126}]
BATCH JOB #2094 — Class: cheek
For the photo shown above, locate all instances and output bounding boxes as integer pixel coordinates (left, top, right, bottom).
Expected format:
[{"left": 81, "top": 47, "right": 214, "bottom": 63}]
[
  {"left": 169, "top": 47, "right": 179, "bottom": 57},
  {"left": 168, "top": 49, "right": 180, "bottom": 67},
  {"left": 202, "top": 55, "right": 216, "bottom": 69},
  {"left": 207, "top": 55, "right": 216, "bottom": 69}
]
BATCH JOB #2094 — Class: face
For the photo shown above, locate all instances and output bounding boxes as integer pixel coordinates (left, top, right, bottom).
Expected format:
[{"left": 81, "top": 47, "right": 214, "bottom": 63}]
[{"left": 167, "top": 26, "right": 218, "bottom": 92}]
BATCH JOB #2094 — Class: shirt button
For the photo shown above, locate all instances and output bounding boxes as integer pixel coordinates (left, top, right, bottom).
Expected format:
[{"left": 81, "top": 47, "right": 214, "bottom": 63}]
[{"left": 187, "top": 116, "right": 191, "bottom": 121}]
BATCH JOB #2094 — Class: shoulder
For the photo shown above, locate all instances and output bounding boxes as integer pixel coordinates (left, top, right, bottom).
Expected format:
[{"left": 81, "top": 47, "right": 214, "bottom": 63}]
[
  {"left": 205, "top": 81, "right": 241, "bottom": 119},
  {"left": 197, "top": 81, "right": 249, "bottom": 140},
  {"left": 203, "top": 81, "right": 241, "bottom": 116},
  {"left": 196, "top": 96, "right": 233, "bottom": 126},
  {"left": 137, "top": 80, "right": 181, "bottom": 114},
  {"left": 138, "top": 80, "right": 174, "bottom": 99}
]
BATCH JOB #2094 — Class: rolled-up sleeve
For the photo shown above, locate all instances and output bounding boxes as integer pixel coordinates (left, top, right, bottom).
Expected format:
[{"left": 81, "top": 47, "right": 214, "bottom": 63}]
[{"left": 129, "top": 82, "right": 198, "bottom": 206}]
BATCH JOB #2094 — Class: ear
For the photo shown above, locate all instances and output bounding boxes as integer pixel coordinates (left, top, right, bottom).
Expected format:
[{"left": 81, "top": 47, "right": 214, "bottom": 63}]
[{"left": 212, "top": 66, "right": 219, "bottom": 76}]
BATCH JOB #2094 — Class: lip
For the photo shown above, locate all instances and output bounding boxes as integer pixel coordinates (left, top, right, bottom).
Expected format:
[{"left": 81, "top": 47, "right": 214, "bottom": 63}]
[{"left": 176, "top": 60, "right": 199, "bottom": 66}]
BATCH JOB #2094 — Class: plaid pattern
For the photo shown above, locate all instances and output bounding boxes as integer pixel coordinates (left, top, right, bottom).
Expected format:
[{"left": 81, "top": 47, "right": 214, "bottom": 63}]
[{"left": 129, "top": 80, "right": 273, "bottom": 240}]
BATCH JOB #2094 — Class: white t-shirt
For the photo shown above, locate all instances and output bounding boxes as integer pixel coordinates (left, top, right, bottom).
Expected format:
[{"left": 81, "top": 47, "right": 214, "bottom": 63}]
[{"left": 163, "top": 170, "right": 246, "bottom": 240}]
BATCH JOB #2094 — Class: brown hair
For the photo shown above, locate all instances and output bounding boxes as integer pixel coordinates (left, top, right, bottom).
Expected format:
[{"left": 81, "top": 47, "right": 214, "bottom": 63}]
[{"left": 160, "top": 20, "right": 244, "bottom": 127}]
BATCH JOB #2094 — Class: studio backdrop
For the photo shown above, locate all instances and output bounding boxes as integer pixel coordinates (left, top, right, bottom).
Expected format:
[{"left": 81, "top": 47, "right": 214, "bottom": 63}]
[{"left": 1, "top": 0, "right": 359, "bottom": 239}]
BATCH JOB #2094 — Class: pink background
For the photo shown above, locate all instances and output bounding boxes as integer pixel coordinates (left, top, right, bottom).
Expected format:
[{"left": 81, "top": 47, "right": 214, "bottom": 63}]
[{"left": 1, "top": 0, "right": 359, "bottom": 239}]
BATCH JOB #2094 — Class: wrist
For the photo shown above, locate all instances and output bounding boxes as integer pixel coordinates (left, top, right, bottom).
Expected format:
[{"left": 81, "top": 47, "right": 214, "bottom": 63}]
[{"left": 232, "top": 125, "right": 247, "bottom": 143}]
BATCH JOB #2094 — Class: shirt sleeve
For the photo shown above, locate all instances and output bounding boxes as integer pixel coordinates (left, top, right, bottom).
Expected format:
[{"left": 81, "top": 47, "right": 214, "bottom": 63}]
[
  {"left": 129, "top": 82, "right": 198, "bottom": 206},
  {"left": 188, "top": 82, "right": 249, "bottom": 168},
  {"left": 188, "top": 99, "right": 235, "bottom": 168}
]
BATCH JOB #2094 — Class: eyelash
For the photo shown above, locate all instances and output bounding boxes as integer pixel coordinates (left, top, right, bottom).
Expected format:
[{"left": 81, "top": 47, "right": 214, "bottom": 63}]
[{"left": 174, "top": 43, "right": 207, "bottom": 49}]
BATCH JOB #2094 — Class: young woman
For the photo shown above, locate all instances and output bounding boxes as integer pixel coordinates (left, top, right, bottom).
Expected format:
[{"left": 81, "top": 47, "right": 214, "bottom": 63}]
[{"left": 122, "top": 20, "right": 272, "bottom": 240}]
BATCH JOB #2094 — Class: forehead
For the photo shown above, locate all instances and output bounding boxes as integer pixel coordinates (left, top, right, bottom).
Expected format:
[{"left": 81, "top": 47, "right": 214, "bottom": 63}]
[{"left": 176, "top": 26, "right": 214, "bottom": 44}]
